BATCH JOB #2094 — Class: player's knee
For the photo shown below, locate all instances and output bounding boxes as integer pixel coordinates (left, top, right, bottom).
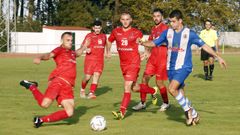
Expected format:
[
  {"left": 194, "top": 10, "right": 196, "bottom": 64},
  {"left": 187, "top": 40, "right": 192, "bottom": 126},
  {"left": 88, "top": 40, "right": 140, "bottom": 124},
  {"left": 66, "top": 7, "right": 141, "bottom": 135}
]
[
  {"left": 41, "top": 102, "right": 50, "bottom": 108},
  {"left": 65, "top": 108, "right": 74, "bottom": 117},
  {"left": 168, "top": 87, "right": 176, "bottom": 95},
  {"left": 40, "top": 98, "right": 52, "bottom": 108}
]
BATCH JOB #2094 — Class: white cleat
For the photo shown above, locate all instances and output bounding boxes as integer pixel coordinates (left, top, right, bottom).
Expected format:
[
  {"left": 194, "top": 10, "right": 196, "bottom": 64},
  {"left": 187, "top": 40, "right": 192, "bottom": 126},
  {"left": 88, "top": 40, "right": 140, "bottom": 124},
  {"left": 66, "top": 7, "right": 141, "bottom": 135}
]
[
  {"left": 132, "top": 102, "right": 146, "bottom": 111},
  {"left": 158, "top": 103, "right": 170, "bottom": 112},
  {"left": 185, "top": 108, "right": 193, "bottom": 126},
  {"left": 80, "top": 89, "right": 86, "bottom": 99}
]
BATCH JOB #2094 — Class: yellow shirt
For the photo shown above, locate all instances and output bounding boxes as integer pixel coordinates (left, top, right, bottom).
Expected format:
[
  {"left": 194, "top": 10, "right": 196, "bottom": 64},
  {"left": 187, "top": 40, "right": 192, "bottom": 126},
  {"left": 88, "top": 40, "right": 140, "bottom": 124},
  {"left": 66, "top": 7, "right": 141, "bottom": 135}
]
[{"left": 199, "top": 29, "right": 218, "bottom": 47}]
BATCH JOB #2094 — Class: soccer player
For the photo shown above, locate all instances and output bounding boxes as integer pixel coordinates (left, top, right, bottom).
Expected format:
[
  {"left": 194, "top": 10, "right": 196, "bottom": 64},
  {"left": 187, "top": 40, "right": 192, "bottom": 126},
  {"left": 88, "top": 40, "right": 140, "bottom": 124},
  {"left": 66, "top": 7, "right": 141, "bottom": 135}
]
[
  {"left": 20, "top": 32, "right": 80, "bottom": 128},
  {"left": 132, "top": 8, "right": 170, "bottom": 112},
  {"left": 139, "top": 10, "right": 227, "bottom": 126},
  {"left": 200, "top": 20, "right": 219, "bottom": 80},
  {"left": 106, "top": 11, "right": 157, "bottom": 120},
  {"left": 77, "top": 20, "right": 107, "bottom": 99}
]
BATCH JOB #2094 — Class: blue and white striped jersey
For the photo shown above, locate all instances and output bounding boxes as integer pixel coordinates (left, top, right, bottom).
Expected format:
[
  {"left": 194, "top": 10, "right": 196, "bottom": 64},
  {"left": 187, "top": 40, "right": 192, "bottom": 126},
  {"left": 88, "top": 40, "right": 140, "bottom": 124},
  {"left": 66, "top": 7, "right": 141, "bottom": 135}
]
[{"left": 153, "top": 27, "right": 205, "bottom": 70}]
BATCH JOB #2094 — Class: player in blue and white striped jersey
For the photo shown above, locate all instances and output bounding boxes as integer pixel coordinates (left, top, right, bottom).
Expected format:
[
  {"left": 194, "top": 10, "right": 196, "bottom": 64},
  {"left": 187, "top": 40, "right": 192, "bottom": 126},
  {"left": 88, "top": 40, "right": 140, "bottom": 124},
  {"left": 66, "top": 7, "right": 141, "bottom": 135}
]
[{"left": 138, "top": 9, "right": 227, "bottom": 126}]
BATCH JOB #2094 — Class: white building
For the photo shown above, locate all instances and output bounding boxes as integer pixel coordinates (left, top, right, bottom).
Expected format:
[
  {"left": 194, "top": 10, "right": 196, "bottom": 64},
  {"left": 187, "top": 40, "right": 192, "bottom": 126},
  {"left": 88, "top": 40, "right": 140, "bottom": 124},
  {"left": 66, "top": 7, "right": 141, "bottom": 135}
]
[
  {"left": 11, "top": 26, "right": 91, "bottom": 53},
  {"left": 10, "top": 25, "right": 147, "bottom": 53}
]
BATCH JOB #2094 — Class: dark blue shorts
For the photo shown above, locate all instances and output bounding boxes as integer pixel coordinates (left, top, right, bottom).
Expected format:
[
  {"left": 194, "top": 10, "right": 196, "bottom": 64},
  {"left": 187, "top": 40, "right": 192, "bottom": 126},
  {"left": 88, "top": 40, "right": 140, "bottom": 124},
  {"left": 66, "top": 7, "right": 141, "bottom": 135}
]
[{"left": 168, "top": 68, "right": 192, "bottom": 89}]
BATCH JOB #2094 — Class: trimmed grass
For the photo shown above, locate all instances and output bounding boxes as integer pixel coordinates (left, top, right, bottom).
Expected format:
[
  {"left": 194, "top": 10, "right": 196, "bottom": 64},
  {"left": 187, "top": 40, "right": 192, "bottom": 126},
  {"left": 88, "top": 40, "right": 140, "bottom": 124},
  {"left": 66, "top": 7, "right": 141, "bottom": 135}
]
[{"left": 0, "top": 54, "right": 239, "bottom": 135}]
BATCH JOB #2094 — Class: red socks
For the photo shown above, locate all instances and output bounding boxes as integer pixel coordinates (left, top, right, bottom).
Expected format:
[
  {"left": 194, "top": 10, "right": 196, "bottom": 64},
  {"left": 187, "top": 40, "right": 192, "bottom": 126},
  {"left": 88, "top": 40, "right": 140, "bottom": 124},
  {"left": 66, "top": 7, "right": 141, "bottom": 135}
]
[
  {"left": 41, "top": 110, "right": 69, "bottom": 123},
  {"left": 81, "top": 81, "right": 88, "bottom": 89},
  {"left": 159, "top": 87, "right": 169, "bottom": 104},
  {"left": 29, "top": 85, "right": 44, "bottom": 106},
  {"left": 120, "top": 92, "right": 131, "bottom": 115},
  {"left": 139, "top": 84, "right": 155, "bottom": 94},
  {"left": 90, "top": 84, "right": 98, "bottom": 93}
]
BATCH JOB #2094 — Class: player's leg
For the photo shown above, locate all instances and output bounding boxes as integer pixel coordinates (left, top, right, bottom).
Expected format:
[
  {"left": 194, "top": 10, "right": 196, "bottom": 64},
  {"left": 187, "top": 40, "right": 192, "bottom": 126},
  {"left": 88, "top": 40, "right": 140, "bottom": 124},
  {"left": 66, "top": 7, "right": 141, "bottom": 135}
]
[
  {"left": 201, "top": 48, "right": 210, "bottom": 80},
  {"left": 179, "top": 88, "right": 200, "bottom": 124},
  {"left": 80, "top": 74, "right": 92, "bottom": 98},
  {"left": 156, "top": 79, "right": 170, "bottom": 112},
  {"left": 168, "top": 80, "right": 193, "bottom": 125},
  {"left": 34, "top": 99, "right": 74, "bottom": 128},
  {"left": 20, "top": 80, "right": 54, "bottom": 108},
  {"left": 208, "top": 56, "right": 215, "bottom": 80},
  {"left": 87, "top": 72, "right": 101, "bottom": 99},
  {"left": 168, "top": 69, "right": 197, "bottom": 126},
  {"left": 112, "top": 80, "right": 133, "bottom": 119}
]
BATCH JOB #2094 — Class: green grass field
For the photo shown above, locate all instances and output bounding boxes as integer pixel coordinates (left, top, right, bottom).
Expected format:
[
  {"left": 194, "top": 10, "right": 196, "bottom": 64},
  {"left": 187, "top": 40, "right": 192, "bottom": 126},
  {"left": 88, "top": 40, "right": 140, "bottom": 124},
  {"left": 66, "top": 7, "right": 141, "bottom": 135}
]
[{"left": 0, "top": 54, "right": 239, "bottom": 135}]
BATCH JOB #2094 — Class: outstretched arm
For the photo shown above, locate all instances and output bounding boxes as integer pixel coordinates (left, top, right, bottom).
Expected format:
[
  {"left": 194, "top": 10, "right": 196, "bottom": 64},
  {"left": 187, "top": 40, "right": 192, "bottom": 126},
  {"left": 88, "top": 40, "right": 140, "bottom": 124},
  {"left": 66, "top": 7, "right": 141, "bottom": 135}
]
[
  {"left": 76, "top": 38, "right": 90, "bottom": 57},
  {"left": 202, "top": 44, "right": 227, "bottom": 69},
  {"left": 33, "top": 53, "right": 55, "bottom": 65}
]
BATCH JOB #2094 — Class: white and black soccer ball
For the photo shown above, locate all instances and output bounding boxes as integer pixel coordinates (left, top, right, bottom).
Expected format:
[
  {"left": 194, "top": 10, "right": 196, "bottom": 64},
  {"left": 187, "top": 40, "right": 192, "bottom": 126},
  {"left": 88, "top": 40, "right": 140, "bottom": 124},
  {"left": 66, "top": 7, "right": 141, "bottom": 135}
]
[{"left": 90, "top": 115, "right": 106, "bottom": 131}]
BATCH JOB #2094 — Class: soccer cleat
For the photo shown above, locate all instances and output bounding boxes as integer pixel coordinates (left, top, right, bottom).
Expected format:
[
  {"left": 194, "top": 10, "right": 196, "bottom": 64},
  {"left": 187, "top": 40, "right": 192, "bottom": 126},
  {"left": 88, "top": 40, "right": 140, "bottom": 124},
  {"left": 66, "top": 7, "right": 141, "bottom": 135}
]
[
  {"left": 208, "top": 75, "right": 213, "bottom": 81},
  {"left": 192, "top": 114, "right": 200, "bottom": 125},
  {"left": 132, "top": 102, "right": 146, "bottom": 111},
  {"left": 87, "top": 92, "right": 96, "bottom": 99},
  {"left": 158, "top": 103, "right": 170, "bottom": 112},
  {"left": 152, "top": 86, "right": 158, "bottom": 105},
  {"left": 112, "top": 111, "right": 124, "bottom": 120},
  {"left": 80, "top": 89, "right": 86, "bottom": 98},
  {"left": 20, "top": 80, "right": 38, "bottom": 89},
  {"left": 185, "top": 108, "right": 193, "bottom": 126},
  {"left": 33, "top": 117, "right": 43, "bottom": 128}
]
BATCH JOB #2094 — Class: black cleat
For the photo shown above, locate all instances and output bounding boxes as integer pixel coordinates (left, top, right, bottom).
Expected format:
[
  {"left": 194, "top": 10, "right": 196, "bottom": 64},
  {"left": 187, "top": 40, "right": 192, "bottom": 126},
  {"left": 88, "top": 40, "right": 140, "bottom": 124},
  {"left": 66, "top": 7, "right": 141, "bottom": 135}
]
[
  {"left": 208, "top": 75, "right": 213, "bottom": 81},
  {"left": 205, "top": 76, "right": 209, "bottom": 80},
  {"left": 20, "top": 80, "right": 38, "bottom": 89},
  {"left": 33, "top": 117, "right": 43, "bottom": 128}
]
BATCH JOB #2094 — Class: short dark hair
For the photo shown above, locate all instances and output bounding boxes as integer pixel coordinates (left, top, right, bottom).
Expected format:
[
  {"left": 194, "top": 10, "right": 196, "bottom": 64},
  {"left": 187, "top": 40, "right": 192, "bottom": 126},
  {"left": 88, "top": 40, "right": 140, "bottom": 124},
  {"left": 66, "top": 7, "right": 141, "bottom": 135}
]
[
  {"left": 61, "top": 32, "right": 72, "bottom": 39},
  {"left": 93, "top": 20, "right": 102, "bottom": 26},
  {"left": 120, "top": 11, "right": 132, "bottom": 18},
  {"left": 205, "top": 19, "right": 212, "bottom": 25},
  {"left": 169, "top": 9, "right": 183, "bottom": 20},
  {"left": 153, "top": 8, "right": 164, "bottom": 15}
]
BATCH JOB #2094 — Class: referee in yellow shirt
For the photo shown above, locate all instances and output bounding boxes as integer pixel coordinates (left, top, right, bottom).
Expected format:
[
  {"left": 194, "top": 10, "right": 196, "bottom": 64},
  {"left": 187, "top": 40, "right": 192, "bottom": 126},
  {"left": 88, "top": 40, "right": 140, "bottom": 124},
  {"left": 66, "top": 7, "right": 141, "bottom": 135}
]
[{"left": 200, "top": 20, "right": 219, "bottom": 80}]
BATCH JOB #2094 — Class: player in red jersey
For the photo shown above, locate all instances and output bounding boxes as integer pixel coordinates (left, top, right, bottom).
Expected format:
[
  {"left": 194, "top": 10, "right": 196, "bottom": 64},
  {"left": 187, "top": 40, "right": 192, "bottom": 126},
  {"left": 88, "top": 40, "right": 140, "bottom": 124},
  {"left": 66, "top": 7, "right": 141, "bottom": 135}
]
[
  {"left": 20, "top": 32, "right": 81, "bottom": 128},
  {"left": 77, "top": 20, "right": 107, "bottom": 99},
  {"left": 106, "top": 11, "right": 158, "bottom": 119},
  {"left": 132, "top": 8, "right": 170, "bottom": 112}
]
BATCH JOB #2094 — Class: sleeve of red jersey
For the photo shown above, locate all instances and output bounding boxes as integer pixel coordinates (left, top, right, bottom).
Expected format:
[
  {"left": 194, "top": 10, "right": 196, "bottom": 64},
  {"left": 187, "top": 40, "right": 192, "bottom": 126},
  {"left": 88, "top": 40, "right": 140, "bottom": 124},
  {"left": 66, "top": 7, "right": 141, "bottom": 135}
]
[
  {"left": 51, "top": 47, "right": 61, "bottom": 57},
  {"left": 108, "top": 31, "right": 115, "bottom": 43},
  {"left": 82, "top": 33, "right": 90, "bottom": 45},
  {"left": 138, "top": 30, "right": 143, "bottom": 39}
]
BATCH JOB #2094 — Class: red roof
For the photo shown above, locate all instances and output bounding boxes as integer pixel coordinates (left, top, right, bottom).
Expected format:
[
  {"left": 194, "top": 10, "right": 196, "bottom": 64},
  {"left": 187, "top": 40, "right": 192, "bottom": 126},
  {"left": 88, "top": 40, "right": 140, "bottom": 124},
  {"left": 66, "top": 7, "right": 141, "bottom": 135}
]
[{"left": 43, "top": 25, "right": 90, "bottom": 30}]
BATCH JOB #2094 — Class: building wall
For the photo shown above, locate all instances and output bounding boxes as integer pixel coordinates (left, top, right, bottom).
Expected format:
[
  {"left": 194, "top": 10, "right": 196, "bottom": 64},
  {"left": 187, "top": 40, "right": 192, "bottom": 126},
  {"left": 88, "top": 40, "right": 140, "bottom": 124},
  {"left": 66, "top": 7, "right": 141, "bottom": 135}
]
[{"left": 10, "top": 30, "right": 240, "bottom": 53}]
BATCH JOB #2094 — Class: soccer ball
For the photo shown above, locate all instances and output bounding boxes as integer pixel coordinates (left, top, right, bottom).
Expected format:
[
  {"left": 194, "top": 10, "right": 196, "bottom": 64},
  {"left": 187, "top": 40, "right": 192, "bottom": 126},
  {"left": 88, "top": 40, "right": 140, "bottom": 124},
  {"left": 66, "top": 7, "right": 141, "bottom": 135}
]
[{"left": 90, "top": 115, "right": 106, "bottom": 131}]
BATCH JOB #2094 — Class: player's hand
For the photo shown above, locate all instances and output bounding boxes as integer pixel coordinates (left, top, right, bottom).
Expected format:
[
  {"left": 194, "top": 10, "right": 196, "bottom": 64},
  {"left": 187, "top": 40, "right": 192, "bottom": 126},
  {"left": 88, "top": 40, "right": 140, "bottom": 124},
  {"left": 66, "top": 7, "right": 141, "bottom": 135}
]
[
  {"left": 105, "top": 52, "right": 111, "bottom": 59},
  {"left": 217, "top": 57, "right": 227, "bottom": 69},
  {"left": 137, "top": 37, "right": 147, "bottom": 45},
  {"left": 33, "top": 58, "right": 41, "bottom": 65},
  {"left": 86, "top": 48, "right": 91, "bottom": 54}
]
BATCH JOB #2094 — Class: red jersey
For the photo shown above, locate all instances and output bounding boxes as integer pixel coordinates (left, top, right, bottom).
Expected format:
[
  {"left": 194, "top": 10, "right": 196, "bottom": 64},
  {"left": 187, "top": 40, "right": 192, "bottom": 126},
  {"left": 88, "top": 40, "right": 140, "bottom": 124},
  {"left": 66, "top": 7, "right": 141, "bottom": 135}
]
[
  {"left": 108, "top": 27, "right": 143, "bottom": 65},
  {"left": 148, "top": 23, "right": 168, "bottom": 57},
  {"left": 82, "top": 32, "right": 106, "bottom": 61},
  {"left": 48, "top": 46, "right": 77, "bottom": 86}
]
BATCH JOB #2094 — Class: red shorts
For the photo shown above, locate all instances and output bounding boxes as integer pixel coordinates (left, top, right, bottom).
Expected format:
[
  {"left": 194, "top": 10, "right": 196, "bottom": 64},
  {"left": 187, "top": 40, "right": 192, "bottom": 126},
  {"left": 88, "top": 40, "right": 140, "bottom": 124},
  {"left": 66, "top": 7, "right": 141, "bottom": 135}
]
[
  {"left": 45, "top": 78, "right": 74, "bottom": 104},
  {"left": 121, "top": 64, "right": 140, "bottom": 81},
  {"left": 84, "top": 60, "right": 104, "bottom": 75},
  {"left": 144, "top": 53, "right": 167, "bottom": 80}
]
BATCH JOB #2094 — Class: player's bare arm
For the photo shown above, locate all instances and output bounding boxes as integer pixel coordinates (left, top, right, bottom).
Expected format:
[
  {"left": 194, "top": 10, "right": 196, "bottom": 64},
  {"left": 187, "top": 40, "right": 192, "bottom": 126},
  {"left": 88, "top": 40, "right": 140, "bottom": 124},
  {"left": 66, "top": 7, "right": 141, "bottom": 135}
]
[
  {"left": 76, "top": 38, "right": 91, "bottom": 57},
  {"left": 202, "top": 44, "right": 227, "bottom": 69},
  {"left": 33, "top": 53, "right": 55, "bottom": 65},
  {"left": 138, "top": 40, "right": 156, "bottom": 48},
  {"left": 105, "top": 40, "right": 112, "bottom": 58}
]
